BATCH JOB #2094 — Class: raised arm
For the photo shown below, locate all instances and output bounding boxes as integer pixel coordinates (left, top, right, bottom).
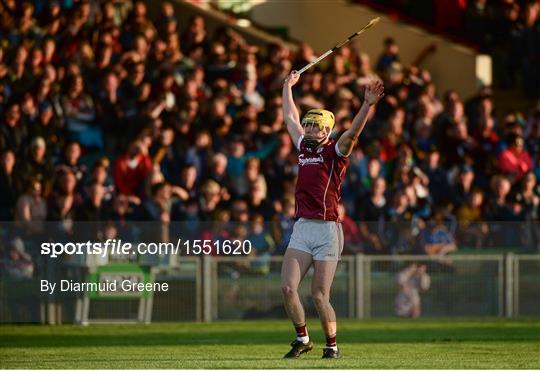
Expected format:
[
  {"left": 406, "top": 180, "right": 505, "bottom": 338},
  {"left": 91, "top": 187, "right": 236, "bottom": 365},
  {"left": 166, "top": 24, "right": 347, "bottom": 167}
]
[
  {"left": 282, "top": 71, "right": 304, "bottom": 149},
  {"left": 337, "top": 80, "right": 384, "bottom": 157}
]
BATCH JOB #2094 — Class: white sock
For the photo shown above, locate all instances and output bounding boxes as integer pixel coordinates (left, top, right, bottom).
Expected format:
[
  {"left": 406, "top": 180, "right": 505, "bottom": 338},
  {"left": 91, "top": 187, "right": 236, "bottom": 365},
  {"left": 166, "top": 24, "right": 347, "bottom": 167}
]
[
  {"left": 296, "top": 335, "right": 310, "bottom": 344},
  {"left": 325, "top": 345, "right": 338, "bottom": 351}
]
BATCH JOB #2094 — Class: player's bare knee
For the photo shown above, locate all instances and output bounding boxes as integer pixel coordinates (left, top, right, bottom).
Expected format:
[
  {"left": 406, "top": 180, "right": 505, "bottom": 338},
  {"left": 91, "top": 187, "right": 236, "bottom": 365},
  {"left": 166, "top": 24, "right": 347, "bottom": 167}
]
[
  {"left": 311, "top": 290, "right": 329, "bottom": 308},
  {"left": 281, "top": 283, "right": 297, "bottom": 298}
]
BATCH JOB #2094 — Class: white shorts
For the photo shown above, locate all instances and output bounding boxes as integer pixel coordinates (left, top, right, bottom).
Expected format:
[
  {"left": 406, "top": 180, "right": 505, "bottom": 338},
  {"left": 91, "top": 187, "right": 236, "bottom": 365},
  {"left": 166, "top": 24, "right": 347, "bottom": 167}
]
[{"left": 287, "top": 218, "right": 344, "bottom": 261}]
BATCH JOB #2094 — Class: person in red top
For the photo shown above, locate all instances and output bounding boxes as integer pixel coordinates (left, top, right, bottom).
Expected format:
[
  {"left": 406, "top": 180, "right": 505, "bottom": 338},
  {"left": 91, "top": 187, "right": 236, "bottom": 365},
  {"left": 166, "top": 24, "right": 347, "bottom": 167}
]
[
  {"left": 113, "top": 140, "right": 152, "bottom": 197},
  {"left": 281, "top": 70, "right": 384, "bottom": 359},
  {"left": 498, "top": 134, "right": 533, "bottom": 182}
]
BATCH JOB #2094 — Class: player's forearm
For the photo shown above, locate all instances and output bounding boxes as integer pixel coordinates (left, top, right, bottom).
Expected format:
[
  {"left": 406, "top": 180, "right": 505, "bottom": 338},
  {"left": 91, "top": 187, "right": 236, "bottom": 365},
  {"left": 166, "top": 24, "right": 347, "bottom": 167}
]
[
  {"left": 348, "top": 101, "right": 373, "bottom": 140},
  {"left": 282, "top": 84, "right": 300, "bottom": 124}
]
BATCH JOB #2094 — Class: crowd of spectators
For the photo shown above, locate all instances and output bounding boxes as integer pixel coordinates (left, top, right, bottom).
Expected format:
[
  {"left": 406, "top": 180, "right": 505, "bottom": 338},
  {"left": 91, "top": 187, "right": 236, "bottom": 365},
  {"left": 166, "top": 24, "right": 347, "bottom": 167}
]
[
  {"left": 358, "top": 0, "right": 540, "bottom": 98},
  {"left": 0, "top": 0, "right": 539, "bottom": 277}
]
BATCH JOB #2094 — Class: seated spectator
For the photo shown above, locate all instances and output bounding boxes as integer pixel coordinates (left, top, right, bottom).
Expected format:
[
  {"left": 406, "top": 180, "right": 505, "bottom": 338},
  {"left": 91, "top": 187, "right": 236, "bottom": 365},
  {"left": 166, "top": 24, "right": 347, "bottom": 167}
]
[
  {"left": 56, "top": 141, "right": 87, "bottom": 184},
  {"left": 418, "top": 210, "right": 457, "bottom": 255},
  {"left": 338, "top": 203, "right": 362, "bottom": 254},
  {"left": 14, "top": 178, "right": 47, "bottom": 235},
  {"left": 456, "top": 189, "right": 488, "bottom": 248},
  {"left": 0, "top": 150, "right": 18, "bottom": 220},
  {"left": 422, "top": 148, "right": 451, "bottom": 206},
  {"left": 60, "top": 74, "right": 101, "bottom": 149},
  {"left": 16, "top": 137, "right": 54, "bottom": 195},
  {"left": 356, "top": 177, "right": 387, "bottom": 253},
  {"left": 376, "top": 37, "right": 400, "bottom": 73},
  {"left": 247, "top": 214, "right": 276, "bottom": 274},
  {"left": 87, "top": 157, "right": 115, "bottom": 202},
  {"left": 0, "top": 102, "right": 26, "bottom": 155},
  {"left": 30, "top": 101, "right": 63, "bottom": 157},
  {"left": 47, "top": 169, "right": 81, "bottom": 239},
  {"left": 198, "top": 180, "right": 223, "bottom": 221},
  {"left": 76, "top": 181, "right": 108, "bottom": 222},
  {"left": 273, "top": 194, "right": 296, "bottom": 256},
  {"left": 451, "top": 164, "right": 475, "bottom": 207},
  {"left": 113, "top": 140, "right": 152, "bottom": 197},
  {"left": 385, "top": 188, "right": 415, "bottom": 254},
  {"left": 498, "top": 134, "right": 533, "bottom": 182}
]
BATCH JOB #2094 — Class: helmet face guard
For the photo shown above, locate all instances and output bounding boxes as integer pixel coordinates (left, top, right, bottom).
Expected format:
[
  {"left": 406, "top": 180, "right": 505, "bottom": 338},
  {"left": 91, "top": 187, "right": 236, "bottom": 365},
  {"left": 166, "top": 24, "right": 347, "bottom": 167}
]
[
  {"left": 301, "top": 109, "right": 335, "bottom": 148},
  {"left": 301, "top": 116, "right": 327, "bottom": 133}
]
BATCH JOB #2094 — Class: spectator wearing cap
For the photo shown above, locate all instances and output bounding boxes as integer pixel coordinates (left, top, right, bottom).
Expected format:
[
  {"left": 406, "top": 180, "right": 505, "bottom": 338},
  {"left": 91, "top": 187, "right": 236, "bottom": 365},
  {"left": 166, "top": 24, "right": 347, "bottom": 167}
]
[{"left": 498, "top": 134, "right": 533, "bottom": 182}]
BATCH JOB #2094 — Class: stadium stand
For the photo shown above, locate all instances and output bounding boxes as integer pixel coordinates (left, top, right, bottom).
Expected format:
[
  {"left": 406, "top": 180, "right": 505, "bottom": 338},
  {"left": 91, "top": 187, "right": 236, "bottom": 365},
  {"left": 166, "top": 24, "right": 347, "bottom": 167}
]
[{"left": 0, "top": 0, "right": 539, "bottom": 265}]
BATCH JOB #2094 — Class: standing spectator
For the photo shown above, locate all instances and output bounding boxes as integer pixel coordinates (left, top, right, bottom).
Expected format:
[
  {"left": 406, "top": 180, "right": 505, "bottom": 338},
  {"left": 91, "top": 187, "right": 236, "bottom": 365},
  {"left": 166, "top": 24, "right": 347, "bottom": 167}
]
[{"left": 395, "top": 263, "right": 431, "bottom": 318}]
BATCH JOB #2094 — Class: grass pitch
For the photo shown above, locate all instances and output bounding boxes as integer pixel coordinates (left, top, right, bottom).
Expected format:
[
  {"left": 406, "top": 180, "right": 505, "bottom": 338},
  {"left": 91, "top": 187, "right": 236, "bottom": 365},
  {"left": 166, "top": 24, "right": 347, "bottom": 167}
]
[{"left": 1, "top": 318, "right": 539, "bottom": 369}]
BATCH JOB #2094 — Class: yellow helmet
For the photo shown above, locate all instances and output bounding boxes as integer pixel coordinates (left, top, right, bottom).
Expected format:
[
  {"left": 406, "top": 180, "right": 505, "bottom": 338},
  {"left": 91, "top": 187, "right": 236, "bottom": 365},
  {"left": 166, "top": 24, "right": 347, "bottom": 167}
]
[{"left": 301, "top": 109, "right": 335, "bottom": 133}]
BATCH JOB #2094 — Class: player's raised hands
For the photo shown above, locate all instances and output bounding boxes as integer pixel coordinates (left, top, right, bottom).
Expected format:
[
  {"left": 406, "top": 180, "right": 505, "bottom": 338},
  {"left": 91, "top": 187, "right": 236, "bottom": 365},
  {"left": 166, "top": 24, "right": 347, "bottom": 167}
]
[
  {"left": 284, "top": 70, "right": 300, "bottom": 87},
  {"left": 364, "top": 80, "right": 385, "bottom": 105}
]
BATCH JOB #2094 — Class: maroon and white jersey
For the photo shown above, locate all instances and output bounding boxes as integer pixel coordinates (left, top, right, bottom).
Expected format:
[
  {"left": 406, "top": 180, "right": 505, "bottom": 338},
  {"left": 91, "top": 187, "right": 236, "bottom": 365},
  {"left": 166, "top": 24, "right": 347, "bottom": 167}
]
[{"left": 294, "top": 135, "right": 349, "bottom": 221}]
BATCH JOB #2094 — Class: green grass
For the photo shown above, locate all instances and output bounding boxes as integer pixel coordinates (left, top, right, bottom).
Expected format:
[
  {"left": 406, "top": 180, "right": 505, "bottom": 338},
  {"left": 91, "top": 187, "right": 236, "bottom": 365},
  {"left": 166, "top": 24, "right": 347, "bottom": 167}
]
[{"left": 1, "top": 318, "right": 539, "bottom": 369}]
